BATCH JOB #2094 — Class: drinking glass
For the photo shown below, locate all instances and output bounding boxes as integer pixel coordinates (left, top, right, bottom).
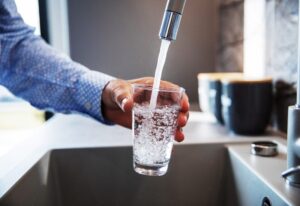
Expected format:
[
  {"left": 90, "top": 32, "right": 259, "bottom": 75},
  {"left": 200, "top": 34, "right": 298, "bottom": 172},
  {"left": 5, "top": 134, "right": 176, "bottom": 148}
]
[{"left": 132, "top": 83, "right": 184, "bottom": 176}]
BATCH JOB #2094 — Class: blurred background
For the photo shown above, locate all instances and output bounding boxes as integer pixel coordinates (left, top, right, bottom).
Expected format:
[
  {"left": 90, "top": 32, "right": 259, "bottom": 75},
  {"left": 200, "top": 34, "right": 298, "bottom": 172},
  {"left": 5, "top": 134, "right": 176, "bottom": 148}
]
[
  {"left": 0, "top": 0, "right": 298, "bottom": 133},
  {"left": 0, "top": 0, "right": 218, "bottom": 129},
  {"left": 67, "top": 0, "right": 218, "bottom": 104}
]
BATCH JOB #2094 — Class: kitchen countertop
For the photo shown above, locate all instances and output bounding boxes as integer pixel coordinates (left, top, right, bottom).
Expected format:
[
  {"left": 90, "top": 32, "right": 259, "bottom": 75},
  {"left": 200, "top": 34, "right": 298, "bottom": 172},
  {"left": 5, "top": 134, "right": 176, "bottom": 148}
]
[{"left": 0, "top": 112, "right": 286, "bottom": 198}]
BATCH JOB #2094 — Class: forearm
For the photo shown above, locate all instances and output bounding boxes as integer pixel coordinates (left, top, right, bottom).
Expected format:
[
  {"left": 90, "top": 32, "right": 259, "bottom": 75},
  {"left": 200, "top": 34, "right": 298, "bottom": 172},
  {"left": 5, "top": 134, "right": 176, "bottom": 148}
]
[
  {"left": 0, "top": 34, "right": 115, "bottom": 123},
  {"left": 0, "top": 0, "right": 117, "bottom": 123}
]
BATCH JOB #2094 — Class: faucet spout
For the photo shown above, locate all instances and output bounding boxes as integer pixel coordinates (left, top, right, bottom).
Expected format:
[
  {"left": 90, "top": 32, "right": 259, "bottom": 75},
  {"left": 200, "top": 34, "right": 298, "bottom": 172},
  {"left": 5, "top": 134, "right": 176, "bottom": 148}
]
[
  {"left": 282, "top": 106, "right": 300, "bottom": 187},
  {"left": 159, "top": 0, "right": 186, "bottom": 41}
]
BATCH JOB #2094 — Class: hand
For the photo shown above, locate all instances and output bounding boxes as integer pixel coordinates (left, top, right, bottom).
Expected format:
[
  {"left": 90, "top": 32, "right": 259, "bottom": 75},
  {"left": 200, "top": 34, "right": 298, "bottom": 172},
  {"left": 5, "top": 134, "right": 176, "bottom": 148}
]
[{"left": 101, "top": 77, "right": 189, "bottom": 142}]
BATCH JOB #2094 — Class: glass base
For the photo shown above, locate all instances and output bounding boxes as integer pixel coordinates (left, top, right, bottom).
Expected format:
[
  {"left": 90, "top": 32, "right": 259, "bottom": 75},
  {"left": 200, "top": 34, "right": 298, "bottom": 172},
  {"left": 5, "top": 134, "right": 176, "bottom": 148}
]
[{"left": 134, "top": 162, "right": 168, "bottom": 176}]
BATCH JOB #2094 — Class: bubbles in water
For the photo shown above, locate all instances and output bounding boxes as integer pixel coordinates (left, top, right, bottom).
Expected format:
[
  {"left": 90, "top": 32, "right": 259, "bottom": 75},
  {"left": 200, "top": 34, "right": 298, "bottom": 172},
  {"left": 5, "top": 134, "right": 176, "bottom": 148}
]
[{"left": 133, "top": 103, "right": 179, "bottom": 167}]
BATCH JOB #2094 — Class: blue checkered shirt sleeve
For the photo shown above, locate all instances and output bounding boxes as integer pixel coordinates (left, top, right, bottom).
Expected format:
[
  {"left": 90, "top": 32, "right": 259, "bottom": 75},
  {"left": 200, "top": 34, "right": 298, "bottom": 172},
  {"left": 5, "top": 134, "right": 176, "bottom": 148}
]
[{"left": 0, "top": 0, "right": 115, "bottom": 124}]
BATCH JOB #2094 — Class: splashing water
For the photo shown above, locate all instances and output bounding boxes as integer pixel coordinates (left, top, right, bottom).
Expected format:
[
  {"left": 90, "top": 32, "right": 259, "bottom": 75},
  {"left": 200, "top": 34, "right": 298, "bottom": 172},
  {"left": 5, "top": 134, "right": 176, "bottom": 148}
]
[{"left": 149, "top": 39, "right": 171, "bottom": 109}]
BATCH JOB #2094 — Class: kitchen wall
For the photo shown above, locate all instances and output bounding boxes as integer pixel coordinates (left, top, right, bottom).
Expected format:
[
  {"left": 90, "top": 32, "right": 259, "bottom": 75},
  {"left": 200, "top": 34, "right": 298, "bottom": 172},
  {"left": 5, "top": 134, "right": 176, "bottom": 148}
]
[
  {"left": 67, "top": 0, "right": 219, "bottom": 103},
  {"left": 218, "top": 0, "right": 298, "bottom": 84},
  {"left": 266, "top": 0, "right": 297, "bottom": 132},
  {"left": 217, "top": 0, "right": 244, "bottom": 72},
  {"left": 265, "top": 0, "right": 298, "bottom": 83}
]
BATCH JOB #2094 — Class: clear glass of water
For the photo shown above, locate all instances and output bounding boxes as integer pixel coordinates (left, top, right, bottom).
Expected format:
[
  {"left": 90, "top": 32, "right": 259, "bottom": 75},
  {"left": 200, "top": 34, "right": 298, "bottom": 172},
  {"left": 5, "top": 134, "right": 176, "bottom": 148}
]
[{"left": 132, "top": 83, "right": 184, "bottom": 176}]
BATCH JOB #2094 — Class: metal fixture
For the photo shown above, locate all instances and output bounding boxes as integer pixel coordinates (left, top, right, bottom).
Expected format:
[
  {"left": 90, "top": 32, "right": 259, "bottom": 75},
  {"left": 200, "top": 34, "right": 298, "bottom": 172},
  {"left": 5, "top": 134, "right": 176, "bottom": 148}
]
[
  {"left": 282, "top": 106, "right": 300, "bottom": 187},
  {"left": 282, "top": 165, "right": 300, "bottom": 187},
  {"left": 281, "top": 1, "right": 300, "bottom": 187},
  {"left": 159, "top": 0, "right": 186, "bottom": 41},
  {"left": 251, "top": 141, "right": 278, "bottom": 157}
]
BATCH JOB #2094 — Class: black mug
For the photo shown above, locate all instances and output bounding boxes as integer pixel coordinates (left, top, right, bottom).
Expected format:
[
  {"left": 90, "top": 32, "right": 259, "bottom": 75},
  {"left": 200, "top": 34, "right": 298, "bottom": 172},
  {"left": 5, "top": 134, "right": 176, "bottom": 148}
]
[
  {"left": 198, "top": 73, "right": 243, "bottom": 124},
  {"left": 221, "top": 77, "right": 273, "bottom": 135}
]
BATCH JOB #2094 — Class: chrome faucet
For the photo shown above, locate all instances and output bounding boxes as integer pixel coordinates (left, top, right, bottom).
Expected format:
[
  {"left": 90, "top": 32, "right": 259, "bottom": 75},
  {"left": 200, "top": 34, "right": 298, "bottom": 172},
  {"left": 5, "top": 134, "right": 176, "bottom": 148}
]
[
  {"left": 159, "top": 0, "right": 186, "bottom": 41},
  {"left": 281, "top": 4, "right": 300, "bottom": 186},
  {"left": 282, "top": 106, "right": 300, "bottom": 187}
]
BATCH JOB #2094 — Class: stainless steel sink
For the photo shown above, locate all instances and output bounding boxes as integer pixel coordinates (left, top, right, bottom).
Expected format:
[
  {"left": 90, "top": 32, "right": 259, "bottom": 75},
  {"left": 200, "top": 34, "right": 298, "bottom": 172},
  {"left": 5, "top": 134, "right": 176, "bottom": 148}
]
[{"left": 0, "top": 143, "right": 294, "bottom": 206}]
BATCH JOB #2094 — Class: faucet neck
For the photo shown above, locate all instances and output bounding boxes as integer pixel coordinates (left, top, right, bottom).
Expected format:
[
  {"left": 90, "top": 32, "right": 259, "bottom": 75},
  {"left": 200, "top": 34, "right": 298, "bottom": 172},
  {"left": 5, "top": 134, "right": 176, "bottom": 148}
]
[
  {"left": 165, "top": 0, "right": 186, "bottom": 14},
  {"left": 159, "top": 0, "right": 186, "bottom": 41},
  {"left": 285, "top": 106, "right": 300, "bottom": 186}
]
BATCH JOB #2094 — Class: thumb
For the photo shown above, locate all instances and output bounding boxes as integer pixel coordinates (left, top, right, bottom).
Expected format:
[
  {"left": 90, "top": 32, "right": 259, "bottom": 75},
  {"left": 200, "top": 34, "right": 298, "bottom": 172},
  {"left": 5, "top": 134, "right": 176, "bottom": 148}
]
[{"left": 112, "top": 84, "right": 133, "bottom": 112}]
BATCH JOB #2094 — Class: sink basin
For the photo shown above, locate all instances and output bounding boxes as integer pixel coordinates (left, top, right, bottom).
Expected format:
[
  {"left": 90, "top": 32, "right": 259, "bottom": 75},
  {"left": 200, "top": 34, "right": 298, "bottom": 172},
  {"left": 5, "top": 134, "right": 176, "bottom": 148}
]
[{"left": 0, "top": 143, "right": 296, "bottom": 206}]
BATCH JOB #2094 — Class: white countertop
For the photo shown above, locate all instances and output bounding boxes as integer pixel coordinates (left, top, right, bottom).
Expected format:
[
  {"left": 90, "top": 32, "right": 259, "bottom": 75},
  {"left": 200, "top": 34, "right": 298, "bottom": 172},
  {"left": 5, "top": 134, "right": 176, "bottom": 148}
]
[{"left": 0, "top": 112, "right": 286, "bottom": 198}]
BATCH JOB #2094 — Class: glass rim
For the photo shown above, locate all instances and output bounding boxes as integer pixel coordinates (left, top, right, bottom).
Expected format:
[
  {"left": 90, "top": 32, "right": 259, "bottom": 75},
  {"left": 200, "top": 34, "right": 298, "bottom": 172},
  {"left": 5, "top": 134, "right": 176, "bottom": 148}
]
[{"left": 132, "top": 83, "right": 185, "bottom": 94}]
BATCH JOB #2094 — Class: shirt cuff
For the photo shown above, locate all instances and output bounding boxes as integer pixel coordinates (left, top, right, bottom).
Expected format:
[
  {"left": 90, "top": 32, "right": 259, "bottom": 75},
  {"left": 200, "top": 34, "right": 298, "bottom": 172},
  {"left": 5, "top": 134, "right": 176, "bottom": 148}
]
[{"left": 75, "top": 70, "right": 115, "bottom": 124}]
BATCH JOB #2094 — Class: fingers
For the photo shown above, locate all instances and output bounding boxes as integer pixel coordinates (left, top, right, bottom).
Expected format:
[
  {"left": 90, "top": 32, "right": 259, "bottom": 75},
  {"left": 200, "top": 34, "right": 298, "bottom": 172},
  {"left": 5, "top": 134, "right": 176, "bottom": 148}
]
[
  {"left": 176, "top": 112, "right": 188, "bottom": 142},
  {"left": 181, "top": 93, "right": 189, "bottom": 113},
  {"left": 110, "top": 80, "right": 133, "bottom": 112},
  {"left": 177, "top": 112, "right": 188, "bottom": 127},
  {"left": 175, "top": 128, "right": 184, "bottom": 142},
  {"left": 177, "top": 93, "right": 189, "bottom": 128},
  {"left": 122, "top": 98, "right": 133, "bottom": 112},
  {"left": 176, "top": 95, "right": 189, "bottom": 142}
]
